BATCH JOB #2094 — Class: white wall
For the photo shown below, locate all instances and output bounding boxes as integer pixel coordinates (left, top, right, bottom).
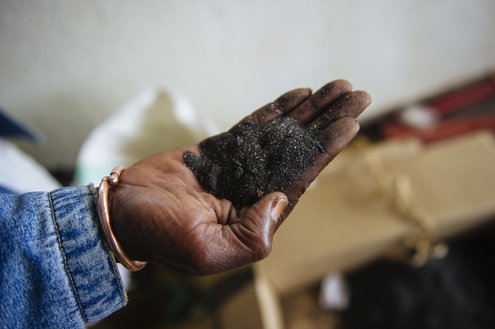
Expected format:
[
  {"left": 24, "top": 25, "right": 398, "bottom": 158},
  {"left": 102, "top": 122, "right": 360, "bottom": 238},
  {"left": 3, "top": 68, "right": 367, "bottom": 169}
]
[{"left": 1, "top": 0, "right": 495, "bottom": 168}]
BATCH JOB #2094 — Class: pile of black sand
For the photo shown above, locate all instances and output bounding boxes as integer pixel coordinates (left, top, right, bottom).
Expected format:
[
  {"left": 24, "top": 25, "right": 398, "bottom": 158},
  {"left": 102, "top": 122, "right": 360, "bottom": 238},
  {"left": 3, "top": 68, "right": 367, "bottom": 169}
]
[{"left": 183, "top": 116, "right": 324, "bottom": 209}]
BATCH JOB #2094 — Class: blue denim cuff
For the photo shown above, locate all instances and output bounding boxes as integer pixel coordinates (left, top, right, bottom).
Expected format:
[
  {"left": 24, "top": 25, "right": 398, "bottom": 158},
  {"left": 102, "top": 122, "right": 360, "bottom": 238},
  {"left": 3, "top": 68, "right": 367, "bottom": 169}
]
[{"left": 49, "top": 185, "right": 126, "bottom": 323}]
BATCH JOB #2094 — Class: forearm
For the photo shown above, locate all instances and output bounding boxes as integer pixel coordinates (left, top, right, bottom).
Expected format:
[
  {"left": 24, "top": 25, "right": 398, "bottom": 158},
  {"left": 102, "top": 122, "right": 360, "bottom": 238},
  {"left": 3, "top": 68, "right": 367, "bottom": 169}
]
[{"left": 0, "top": 186, "right": 126, "bottom": 328}]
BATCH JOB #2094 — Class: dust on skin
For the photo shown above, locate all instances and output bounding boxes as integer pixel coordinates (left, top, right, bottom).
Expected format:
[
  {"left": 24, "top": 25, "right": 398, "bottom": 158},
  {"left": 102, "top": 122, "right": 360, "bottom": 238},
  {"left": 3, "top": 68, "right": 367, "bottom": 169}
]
[{"left": 183, "top": 116, "right": 324, "bottom": 209}]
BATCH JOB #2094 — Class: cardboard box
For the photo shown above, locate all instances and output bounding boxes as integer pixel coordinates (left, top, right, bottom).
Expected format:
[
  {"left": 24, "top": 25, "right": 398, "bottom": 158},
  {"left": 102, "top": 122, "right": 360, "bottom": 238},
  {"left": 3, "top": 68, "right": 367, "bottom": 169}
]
[{"left": 220, "top": 131, "right": 495, "bottom": 329}]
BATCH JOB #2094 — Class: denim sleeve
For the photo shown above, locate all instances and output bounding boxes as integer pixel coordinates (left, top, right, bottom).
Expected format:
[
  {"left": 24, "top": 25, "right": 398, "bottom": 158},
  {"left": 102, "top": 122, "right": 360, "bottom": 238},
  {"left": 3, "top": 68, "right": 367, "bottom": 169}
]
[{"left": 0, "top": 186, "right": 126, "bottom": 328}]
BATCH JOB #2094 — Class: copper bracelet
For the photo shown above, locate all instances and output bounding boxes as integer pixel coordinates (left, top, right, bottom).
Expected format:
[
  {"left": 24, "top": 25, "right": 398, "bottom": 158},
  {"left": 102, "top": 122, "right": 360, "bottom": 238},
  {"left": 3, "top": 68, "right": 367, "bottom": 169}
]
[{"left": 98, "top": 166, "right": 146, "bottom": 271}]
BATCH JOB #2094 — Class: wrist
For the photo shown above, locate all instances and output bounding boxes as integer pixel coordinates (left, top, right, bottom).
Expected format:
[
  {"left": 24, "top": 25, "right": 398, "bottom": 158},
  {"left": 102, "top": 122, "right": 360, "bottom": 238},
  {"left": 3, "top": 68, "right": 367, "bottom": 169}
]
[{"left": 97, "top": 167, "right": 147, "bottom": 271}]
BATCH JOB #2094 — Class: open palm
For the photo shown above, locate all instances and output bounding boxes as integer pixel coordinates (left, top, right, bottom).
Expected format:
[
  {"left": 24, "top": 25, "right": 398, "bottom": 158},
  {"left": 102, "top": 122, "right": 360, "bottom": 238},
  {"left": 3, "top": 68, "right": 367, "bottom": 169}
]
[{"left": 109, "top": 80, "right": 371, "bottom": 274}]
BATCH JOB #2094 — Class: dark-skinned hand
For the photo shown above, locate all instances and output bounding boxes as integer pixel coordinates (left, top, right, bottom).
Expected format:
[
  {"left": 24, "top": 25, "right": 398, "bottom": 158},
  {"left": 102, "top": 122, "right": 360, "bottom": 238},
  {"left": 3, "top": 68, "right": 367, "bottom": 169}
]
[{"left": 109, "top": 80, "right": 371, "bottom": 274}]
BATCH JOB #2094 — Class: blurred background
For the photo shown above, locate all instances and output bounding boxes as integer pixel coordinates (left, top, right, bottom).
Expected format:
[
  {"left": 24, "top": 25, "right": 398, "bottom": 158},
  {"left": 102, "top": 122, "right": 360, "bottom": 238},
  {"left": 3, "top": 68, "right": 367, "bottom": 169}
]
[
  {"left": 1, "top": 0, "right": 494, "bottom": 170},
  {"left": 2, "top": 1, "right": 495, "bottom": 329}
]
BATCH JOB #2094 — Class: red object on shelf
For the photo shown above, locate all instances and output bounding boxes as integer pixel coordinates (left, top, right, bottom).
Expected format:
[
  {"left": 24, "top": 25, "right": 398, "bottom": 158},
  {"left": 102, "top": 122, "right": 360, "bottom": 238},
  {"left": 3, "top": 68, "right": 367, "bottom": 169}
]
[
  {"left": 382, "top": 114, "right": 495, "bottom": 144},
  {"left": 374, "top": 74, "right": 495, "bottom": 144},
  {"left": 425, "top": 77, "right": 495, "bottom": 115}
]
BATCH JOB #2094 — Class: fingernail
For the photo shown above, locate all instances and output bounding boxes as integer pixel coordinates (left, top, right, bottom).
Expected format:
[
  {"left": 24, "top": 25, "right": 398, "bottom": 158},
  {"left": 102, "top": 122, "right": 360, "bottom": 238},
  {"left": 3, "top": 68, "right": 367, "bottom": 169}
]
[{"left": 271, "top": 197, "right": 288, "bottom": 222}]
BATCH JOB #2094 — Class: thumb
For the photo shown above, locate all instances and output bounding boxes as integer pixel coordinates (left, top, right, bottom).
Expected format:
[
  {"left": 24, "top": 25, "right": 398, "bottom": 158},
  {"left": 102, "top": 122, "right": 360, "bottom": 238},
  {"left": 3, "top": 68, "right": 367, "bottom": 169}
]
[
  {"left": 234, "top": 192, "right": 288, "bottom": 261},
  {"left": 244, "top": 191, "right": 288, "bottom": 232}
]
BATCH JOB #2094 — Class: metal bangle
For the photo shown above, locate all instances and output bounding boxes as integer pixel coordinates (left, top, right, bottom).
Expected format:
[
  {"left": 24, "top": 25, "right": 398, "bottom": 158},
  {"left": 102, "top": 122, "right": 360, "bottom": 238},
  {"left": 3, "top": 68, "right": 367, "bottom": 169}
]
[{"left": 97, "top": 166, "right": 147, "bottom": 271}]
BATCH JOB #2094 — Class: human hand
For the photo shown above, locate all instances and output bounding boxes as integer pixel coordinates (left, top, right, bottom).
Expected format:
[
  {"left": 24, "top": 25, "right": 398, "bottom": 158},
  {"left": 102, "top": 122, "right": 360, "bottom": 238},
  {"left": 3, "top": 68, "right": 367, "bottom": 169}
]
[{"left": 109, "top": 80, "right": 371, "bottom": 274}]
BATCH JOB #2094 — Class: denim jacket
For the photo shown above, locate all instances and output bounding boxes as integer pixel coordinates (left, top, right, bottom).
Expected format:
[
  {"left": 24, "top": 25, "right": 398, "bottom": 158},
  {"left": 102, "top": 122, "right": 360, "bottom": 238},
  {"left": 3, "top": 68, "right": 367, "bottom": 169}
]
[{"left": 0, "top": 186, "right": 126, "bottom": 328}]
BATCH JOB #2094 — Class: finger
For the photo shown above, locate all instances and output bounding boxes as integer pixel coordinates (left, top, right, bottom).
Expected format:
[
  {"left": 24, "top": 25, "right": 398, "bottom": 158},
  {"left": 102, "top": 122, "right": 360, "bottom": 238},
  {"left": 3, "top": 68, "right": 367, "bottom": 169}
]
[
  {"left": 188, "top": 192, "right": 288, "bottom": 274},
  {"left": 319, "top": 116, "right": 360, "bottom": 158},
  {"left": 288, "top": 79, "right": 353, "bottom": 125},
  {"left": 298, "top": 117, "right": 360, "bottom": 194},
  {"left": 309, "top": 90, "right": 371, "bottom": 131},
  {"left": 278, "top": 117, "right": 359, "bottom": 227},
  {"left": 229, "top": 192, "right": 288, "bottom": 260},
  {"left": 237, "top": 88, "right": 312, "bottom": 126}
]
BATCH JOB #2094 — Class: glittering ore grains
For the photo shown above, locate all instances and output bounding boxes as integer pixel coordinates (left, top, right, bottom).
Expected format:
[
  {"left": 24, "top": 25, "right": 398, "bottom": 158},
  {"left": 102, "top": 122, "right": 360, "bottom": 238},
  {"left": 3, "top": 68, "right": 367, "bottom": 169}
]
[{"left": 183, "top": 116, "right": 324, "bottom": 209}]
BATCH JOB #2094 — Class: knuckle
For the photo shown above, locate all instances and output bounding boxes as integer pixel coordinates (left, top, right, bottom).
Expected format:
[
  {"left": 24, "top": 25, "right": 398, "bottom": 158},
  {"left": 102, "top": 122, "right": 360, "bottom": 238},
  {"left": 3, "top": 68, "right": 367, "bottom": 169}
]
[{"left": 250, "top": 236, "right": 272, "bottom": 261}]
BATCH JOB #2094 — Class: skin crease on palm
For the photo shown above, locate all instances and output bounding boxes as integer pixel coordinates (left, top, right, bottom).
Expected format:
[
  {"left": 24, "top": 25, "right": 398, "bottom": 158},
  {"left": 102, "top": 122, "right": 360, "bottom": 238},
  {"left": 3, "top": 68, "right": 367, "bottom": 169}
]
[{"left": 108, "top": 79, "right": 371, "bottom": 275}]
